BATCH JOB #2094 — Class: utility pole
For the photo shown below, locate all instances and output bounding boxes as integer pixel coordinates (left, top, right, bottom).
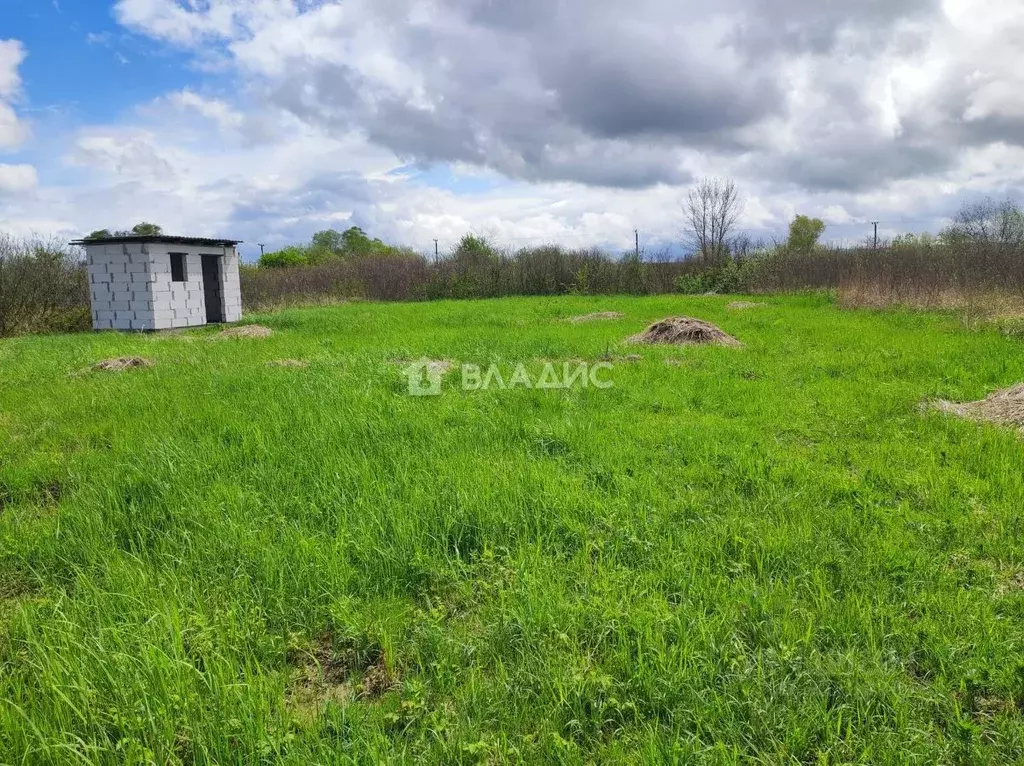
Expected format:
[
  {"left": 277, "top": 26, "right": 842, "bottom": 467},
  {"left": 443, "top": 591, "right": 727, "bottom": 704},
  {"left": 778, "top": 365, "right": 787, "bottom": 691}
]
[
  {"left": 433, "top": 239, "right": 439, "bottom": 261},
  {"left": 258, "top": 243, "right": 266, "bottom": 257},
  {"left": 871, "top": 222, "right": 879, "bottom": 250},
  {"left": 635, "top": 229, "right": 640, "bottom": 258}
]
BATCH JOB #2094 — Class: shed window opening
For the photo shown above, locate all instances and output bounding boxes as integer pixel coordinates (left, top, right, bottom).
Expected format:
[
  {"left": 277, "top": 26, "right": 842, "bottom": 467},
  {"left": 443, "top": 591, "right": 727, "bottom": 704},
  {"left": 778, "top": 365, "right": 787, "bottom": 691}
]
[{"left": 170, "top": 253, "right": 187, "bottom": 282}]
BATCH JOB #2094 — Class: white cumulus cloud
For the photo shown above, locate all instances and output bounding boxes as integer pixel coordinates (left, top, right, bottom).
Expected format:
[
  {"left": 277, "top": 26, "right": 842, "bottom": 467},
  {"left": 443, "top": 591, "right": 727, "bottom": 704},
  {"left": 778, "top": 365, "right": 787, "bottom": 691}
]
[
  {"left": 0, "top": 163, "right": 38, "bottom": 196},
  {"left": 0, "top": 40, "right": 28, "bottom": 150}
]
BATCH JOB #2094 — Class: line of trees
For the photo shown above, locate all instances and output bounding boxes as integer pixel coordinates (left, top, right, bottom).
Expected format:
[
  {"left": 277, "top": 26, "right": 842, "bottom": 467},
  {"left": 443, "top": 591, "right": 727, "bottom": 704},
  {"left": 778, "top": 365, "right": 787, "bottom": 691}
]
[
  {"left": 257, "top": 227, "right": 413, "bottom": 268},
  {"left": 1, "top": 190, "right": 1023, "bottom": 337}
]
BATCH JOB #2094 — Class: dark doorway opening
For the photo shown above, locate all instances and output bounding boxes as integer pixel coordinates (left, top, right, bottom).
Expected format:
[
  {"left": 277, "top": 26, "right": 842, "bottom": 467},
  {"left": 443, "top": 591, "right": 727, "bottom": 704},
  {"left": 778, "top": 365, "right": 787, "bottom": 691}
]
[{"left": 201, "top": 255, "right": 225, "bottom": 324}]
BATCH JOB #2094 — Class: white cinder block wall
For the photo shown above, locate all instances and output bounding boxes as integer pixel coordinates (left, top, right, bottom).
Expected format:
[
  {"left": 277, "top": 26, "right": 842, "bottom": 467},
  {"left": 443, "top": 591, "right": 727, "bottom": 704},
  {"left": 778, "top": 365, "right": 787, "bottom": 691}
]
[
  {"left": 85, "top": 239, "right": 242, "bottom": 331},
  {"left": 87, "top": 243, "right": 157, "bottom": 331},
  {"left": 154, "top": 246, "right": 205, "bottom": 330},
  {"left": 220, "top": 249, "right": 243, "bottom": 323}
]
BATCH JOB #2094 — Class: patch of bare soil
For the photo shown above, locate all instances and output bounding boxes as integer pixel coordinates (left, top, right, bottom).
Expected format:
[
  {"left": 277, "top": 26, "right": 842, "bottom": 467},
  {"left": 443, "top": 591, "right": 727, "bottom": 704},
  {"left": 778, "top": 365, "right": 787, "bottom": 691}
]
[
  {"left": 286, "top": 635, "right": 397, "bottom": 721},
  {"left": 267, "top": 359, "right": 309, "bottom": 368},
  {"left": 629, "top": 317, "right": 741, "bottom": 347},
  {"left": 930, "top": 384, "right": 1024, "bottom": 431},
  {"left": 727, "top": 301, "right": 765, "bottom": 310},
  {"left": 997, "top": 570, "right": 1024, "bottom": 597},
  {"left": 89, "top": 357, "right": 153, "bottom": 372},
  {"left": 568, "top": 312, "right": 625, "bottom": 323},
  {"left": 213, "top": 324, "right": 273, "bottom": 339}
]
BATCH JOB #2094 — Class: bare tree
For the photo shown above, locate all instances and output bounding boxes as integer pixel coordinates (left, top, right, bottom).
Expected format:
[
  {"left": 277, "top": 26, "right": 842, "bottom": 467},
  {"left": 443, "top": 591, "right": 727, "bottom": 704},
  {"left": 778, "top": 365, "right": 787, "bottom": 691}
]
[
  {"left": 941, "top": 197, "right": 1024, "bottom": 248},
  {"left": 683, "top": 177, "right": 743, "bottom": 261}
]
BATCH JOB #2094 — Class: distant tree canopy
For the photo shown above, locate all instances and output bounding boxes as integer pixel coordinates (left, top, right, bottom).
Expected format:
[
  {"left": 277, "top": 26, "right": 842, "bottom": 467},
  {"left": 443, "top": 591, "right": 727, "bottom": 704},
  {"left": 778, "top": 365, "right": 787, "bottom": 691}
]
[
  {"left": 940, "top": 198, "right": 1024, "bottom": 248},
  {"left": 83, "top": 223, "right": 163, "bottom": 240},
  {"left": 786, "top": 215, "right": 826, "bottom": 253},
  {"left": 892, "top": 232, "right": 937, "bottom": 248},
  {"left": 258, "top": 246, "right": 309, "bottom": 269},
  {"left": 259, "top": 226, "right": 405, "bottom": 268}
]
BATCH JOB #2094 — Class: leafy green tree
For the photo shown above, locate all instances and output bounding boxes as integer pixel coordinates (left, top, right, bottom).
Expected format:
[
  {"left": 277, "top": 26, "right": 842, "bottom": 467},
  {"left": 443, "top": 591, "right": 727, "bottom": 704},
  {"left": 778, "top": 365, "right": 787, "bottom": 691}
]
[
  {"left": 308, "top": 229, "right": 345, "bottom": 263},
  {"left": 306, "top": 227, "right": 391, "bottom": 263},
  {"left": 311, "top": 229, "right": 346, "bottom": 254},
  {"left": 453, "top": 234, "right": 495, "bottom": 260},
  {"left": 786, "top": 215, "right": 826, "bottom": 253},
  {"left": 85, "top": 229, "right": 112, "bottom": 240},
  {"left": 131, "top": 222, "right": 163, "bottom": 236},
  {"left": 341, "top": 226, "right": 389, "bottom": 257},
  {"left": 259, "top": 246, "right": 309, "bottom": 268}
]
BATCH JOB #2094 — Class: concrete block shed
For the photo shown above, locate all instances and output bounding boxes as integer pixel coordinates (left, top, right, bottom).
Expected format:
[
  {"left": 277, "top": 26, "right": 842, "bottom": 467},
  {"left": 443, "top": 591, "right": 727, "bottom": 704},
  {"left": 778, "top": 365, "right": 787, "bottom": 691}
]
[{"left": 72, "top": 235, "right": 243, "bottom": 331}]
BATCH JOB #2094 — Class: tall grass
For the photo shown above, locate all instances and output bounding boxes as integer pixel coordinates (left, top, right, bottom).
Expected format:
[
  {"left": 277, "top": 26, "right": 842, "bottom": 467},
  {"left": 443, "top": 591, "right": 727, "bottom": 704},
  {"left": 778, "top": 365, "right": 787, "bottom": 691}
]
[{"left": 2, "top": 295, "right": 1024, "bottom": 761}]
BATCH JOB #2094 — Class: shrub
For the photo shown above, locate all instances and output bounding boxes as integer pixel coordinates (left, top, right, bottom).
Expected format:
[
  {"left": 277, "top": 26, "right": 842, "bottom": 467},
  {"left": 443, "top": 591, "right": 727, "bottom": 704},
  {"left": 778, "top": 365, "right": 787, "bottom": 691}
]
[
  {"left": 0, "top": 235, "right": 90, "bottom": 337},
  {"left": 676, "top": 258, "right": 750, "bottom": 294},
  {"left": 259, "top": 246, "right": 309, "bottom": 269}
]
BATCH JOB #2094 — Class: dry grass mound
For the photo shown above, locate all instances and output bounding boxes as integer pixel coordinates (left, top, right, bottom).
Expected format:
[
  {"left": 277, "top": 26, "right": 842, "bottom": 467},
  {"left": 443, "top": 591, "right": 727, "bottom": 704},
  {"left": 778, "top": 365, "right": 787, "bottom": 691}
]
[
  {"left": 931, "top": 384, "right": 1024, "bottom": 431},
  {"left": 727, "top": 301, "right": 765, "bottom": 310},
  {"left": 286, "top": 635, "right": 397, "bottom": 721},
  {"left": 629, "top": 317, "right": 741, "bottom": 347},
  {"left": 568, "top": 312, "right": 624, "bottom": 323},
  {"left": 268, "top": 359, "right": 309, "bottom": 368},
  {"left": 214, "top": 324, "right": 273, "bottom": 340},
  {"left": 90, "top": 357, "right": 153, "bottom": 372}
]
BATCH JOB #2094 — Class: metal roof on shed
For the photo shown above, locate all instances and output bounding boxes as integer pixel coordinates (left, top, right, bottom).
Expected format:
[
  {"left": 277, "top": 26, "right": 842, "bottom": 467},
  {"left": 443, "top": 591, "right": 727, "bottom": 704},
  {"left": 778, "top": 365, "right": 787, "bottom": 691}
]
[{"left": 69, "top": 235, "right": 242, "bottom": 247}]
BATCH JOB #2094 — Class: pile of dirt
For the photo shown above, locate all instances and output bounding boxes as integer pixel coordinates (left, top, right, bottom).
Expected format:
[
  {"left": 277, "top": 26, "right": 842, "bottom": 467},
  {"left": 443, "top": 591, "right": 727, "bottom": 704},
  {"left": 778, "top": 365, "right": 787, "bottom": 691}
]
[
  {"left": 629, "top": 317, "right": 741, "bottom": 347},
  {"left": 214, "top": 324, "right": 273, "bottom": 339},
  {"left": 267, "top": 359, "right": 309, "bottom": 368},
  {"left": 931, "top": 384, "right": 1024, "bottom": 431},
  {"left": 568, "top": 312, "right": 624, "bottom": 323},
  {"left": 90, "top": 357, "right": 153, "bottom": 372},
  {"left": 286, "top": 635, "right": 397, "bottom": 720},
  {"left": 727, "top": 301, "right": 765, "bottom": 310}
]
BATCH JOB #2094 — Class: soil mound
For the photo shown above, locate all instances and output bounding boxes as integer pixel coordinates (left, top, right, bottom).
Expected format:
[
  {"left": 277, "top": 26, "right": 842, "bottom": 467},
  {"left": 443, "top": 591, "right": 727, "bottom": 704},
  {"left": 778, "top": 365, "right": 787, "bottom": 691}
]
[
  {"left": 931, "top": 384, "right": 1024, "bottom": 431},
  {"left": 214, "top": 324, "right": 273, "bottom": 339},
  {"left": 569, "top": 312, "right": 624, "bottom": 323},
  {"left": 629, "top": 317, "right": 741, "bottom": 347},
  {"left": 90, "top": 357, "right": 153, "bottom": 372}
]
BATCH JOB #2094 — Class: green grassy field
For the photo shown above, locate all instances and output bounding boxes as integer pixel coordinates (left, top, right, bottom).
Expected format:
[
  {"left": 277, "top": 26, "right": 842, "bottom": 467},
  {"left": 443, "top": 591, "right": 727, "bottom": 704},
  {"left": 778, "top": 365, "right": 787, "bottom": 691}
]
[{"left": 2, "top": 294, "right": 1024, "bottom": 763}]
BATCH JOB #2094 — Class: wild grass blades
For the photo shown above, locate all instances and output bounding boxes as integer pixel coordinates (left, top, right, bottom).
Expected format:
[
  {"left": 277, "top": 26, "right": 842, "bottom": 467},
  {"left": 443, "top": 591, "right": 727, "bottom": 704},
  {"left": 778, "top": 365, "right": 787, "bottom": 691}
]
[{"left": 2, "top": 294, "right": 1024, "bottom": 762}]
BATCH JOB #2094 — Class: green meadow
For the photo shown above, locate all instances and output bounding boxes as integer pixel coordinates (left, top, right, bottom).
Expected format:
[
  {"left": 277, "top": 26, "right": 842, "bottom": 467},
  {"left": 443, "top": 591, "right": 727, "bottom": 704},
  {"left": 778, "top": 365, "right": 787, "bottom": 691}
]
[{"left": 2, "top": 294, "right": 1024, "bottom": 763}]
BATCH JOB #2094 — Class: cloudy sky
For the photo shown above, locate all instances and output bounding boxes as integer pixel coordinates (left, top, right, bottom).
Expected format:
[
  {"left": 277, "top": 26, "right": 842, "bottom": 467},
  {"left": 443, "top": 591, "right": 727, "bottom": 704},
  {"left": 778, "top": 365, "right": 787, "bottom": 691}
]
[{"left": 1, "top": 0, "right": 1022, "bottom": 259}]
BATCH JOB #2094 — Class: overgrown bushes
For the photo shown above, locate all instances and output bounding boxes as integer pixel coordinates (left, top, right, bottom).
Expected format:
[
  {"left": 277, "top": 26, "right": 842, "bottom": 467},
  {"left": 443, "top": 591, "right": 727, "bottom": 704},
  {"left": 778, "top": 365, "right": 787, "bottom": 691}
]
[
  {"left": 0, "top": 235, "right": 89, "bottom": 337},
  {"left": 262, "top": 231, "right": 1014, "bottom": 309},
  {"left": 242, "top": 236, "right": 691, "bottom": 309}
]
